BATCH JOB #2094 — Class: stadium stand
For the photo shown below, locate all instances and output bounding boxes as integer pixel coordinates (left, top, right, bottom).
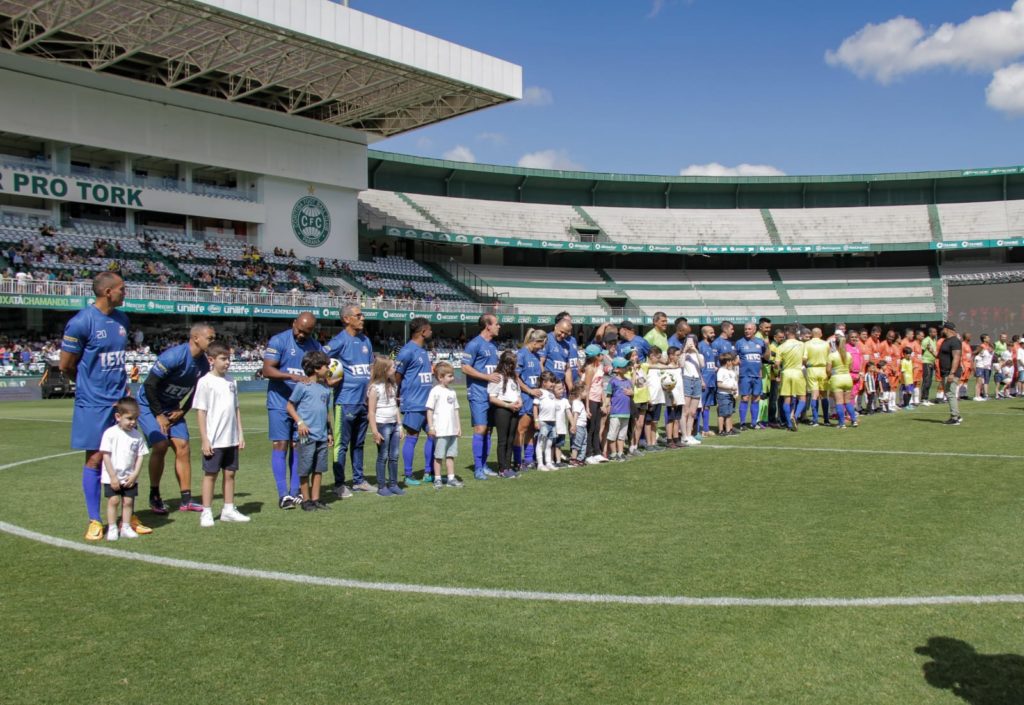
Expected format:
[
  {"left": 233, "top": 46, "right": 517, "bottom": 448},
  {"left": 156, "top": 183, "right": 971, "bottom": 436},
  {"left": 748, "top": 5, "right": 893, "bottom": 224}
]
[
  {"left": 606, "top": 269, "right": 786, "bottom": 319},
  {"left": 935, "top": 200, "right": 1024, "bottom": 241},
  {"left": 777, "top": 267, "right": 941, "bottom": 318},
  {"left": 460, "top": 264, "right": 614, "bottom": 316},
  {"left": 586, "top": 207, "right": 770, "bottom": 246},
  {"left": 311, "top": 256, "right": 466, "bottom": 301},
  {"left": 404, "top": 193, "right": 586, "bottom": 240},
  {"left": 359, "top": 190, "right": 439, "bottom": 232},
  {"left": 769, "top": 205, "right": 932, "bottom": 245}
]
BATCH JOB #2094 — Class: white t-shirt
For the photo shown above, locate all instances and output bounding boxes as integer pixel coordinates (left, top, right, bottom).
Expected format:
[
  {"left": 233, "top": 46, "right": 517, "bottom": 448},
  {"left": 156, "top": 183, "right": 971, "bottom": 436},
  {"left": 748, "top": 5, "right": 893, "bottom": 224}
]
[
  {"left": 192, "top": 372, "right": 240, "bottom": 448},
  {"left": 665, "top": 367, "right": 685, "bottom": 406},
  {"left": 487, "top": 377, "right": 521, "bottom": 405},
  {"left": 571, "top": 398, "right": 588, "bottom": 423},
  {"left": 553, "top": 397, "right": 570, "bottom": 434},
  {"left": 370, "top": 381, "right": 399, "bottom": 424},
  {"left": 717, "top": 367, "right": 738, "bottom": 392},
  {"left": 646, "top": 366, "right": 665, "bottom": 405},
  {"left": 535, "top": 388, "right": 558, "bottom": 423},
  {"left": 99, "top": 424, "right": 149, "bottom": 483},
  {"left": 974, "top": 348, "right": 992, "bottom": 370},
  {"left": 426, "top": 384, "right": 460, "bottom": 437},
  {"left": 682, "top": 352, "right": 704, "bottom": 379}
]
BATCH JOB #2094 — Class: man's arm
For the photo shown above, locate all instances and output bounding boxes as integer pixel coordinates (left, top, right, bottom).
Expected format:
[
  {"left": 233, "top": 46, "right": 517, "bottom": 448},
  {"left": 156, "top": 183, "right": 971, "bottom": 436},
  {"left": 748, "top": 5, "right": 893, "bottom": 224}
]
[{"left": 58, "top": 350, "right": 80, "bottom": 382}]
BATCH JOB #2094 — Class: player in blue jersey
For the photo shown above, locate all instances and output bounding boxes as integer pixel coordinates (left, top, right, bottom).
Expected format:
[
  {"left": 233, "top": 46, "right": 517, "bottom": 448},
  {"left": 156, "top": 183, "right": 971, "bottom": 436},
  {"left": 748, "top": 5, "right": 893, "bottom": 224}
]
[
  {"left": 263, "top": 312, "right": 324, "bottom": 509},
  {"left": 697, "top": 325, "right": 720, "bottom": 437},
  {"left": 666, "top": 317, "right": 691, "bottom": 351},
  {"left": 60, "top": 272, "right": 143, "bottom": 541},
  {"left": 461, "top": 314, "right": 501, "bottom": 480},
  {"left": 140, "top": 323, "right": 216, "bottom": 513},
  {"left": 325, "top": 303, "right": 375, "bottom": 495},
  {"left": 734, "top": 322, "right": 770, "bottom": 430},
  {"left": 514, "top": 328, "right": 547, "bottom": 469},
  {"left": 554, "top": 312, "right": 582, "bottom": 386},
  {"left": 539, "top": 317, "right": 575, "bottom": 392},
  {"left": 618, "top": 320, "right": 650, "bottom": 362},
  {"left": 711, "top": 321, "right": 737, "bottom": 360},
  {"left": 394, "top": 317, "right": 435, "bottom": 485}
]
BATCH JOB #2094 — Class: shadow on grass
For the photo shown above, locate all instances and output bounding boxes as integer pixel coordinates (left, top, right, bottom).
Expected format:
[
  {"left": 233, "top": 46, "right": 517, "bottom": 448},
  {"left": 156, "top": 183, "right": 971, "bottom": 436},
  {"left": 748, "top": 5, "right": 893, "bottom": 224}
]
[
  {"left": 916, "top": 637, "right": 1024, "bottom": 705},
  {"left": 237, "top": 501, "right": 264, "bottom": 515},
  {"left": 911, "top": 418, "right": 951, "bottom": 425}
]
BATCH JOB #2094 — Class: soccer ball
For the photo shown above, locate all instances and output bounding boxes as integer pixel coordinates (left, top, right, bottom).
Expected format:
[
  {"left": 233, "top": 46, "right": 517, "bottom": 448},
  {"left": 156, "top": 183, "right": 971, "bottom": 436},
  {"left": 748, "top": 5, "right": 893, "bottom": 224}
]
[
  {"left": 661, "top": 375, "right": 676, "bottom": 392},
  {"left": 328, "top": 358, "right": 344, "bottom": 381}
]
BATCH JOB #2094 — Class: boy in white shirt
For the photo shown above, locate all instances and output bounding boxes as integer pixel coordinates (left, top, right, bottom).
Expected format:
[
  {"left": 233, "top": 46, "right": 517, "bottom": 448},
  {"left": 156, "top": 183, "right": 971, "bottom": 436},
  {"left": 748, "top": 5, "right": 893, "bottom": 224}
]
[
  {"left": 568, "top": 385, "right": 588, "bottom": 466},
  {"left": 715, "top": 353, "right": 739, "bottom": 435},
  {"left": 193, "top": 341, "right": 248, "bottom": 527},
  {"left": 426, "top": 361, "right": 464, "bottom": 489},
  {"left": 551, "top": 383, "right": 571, "bottom": 467},
  {"left": 99, "top": 397, "right": 150, "bottom": 541}
]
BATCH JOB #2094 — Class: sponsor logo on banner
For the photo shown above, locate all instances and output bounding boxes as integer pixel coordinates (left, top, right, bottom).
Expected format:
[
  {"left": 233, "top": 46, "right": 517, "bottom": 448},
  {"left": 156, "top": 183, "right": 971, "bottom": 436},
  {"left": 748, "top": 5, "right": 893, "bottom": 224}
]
[
  {"left": 207, "top": 304, "right": 222, "bottom": 314},
  {"left": 472, "top": 236, "right": 485, "bottom": 244},
  {"left": 291, "top": 195, "right": 331, "bottom": 247}
]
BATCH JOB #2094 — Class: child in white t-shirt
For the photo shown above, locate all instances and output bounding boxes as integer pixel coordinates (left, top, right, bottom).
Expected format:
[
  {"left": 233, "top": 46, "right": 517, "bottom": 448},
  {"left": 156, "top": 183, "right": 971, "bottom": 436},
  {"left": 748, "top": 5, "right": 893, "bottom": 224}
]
[
  {"left": 569, "top": 385, "right": 588, "bottom": 465},
  {"left": 368, "top": 354, "right": 404, "bottom": 496},
  {"left": 426, "top": 361, "right": 464, "bottom": 489},
  {"left": 715, "top": 353, "right": 739, "bottom": 435},
  {"left": 193, "top": 342, "right": 247, "bottom": 528},
  {"left": 551, "top": 383, "right": 571, "bottom": 467},
  {"left": 533, "top": 371, "right": 559, "bottom": 471},
  {"left": 99, "top": 397, "right": 150, "bottom": 541}
]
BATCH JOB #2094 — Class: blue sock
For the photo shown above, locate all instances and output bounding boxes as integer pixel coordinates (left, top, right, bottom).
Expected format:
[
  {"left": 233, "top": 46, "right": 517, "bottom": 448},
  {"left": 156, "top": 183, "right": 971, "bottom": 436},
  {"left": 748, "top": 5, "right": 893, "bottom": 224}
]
[
  {"left": 812, "top": 402, "right": 819, "bottom": 424},
  {"left": 845, "top": 402, "right": 857, "bottom": 424},
  {"left": 701, "top": 408, "right": 710, "bottom": 433},
  {"left": 423, "top": 436, "right": 435, "bottom": 474},
  {"left": 271, "top": 449, "right": 287, "bottom": 497},
  {"left": 82, "top": 466, "right": 101, "bottom": 522},
  {"left": 782, "top": 400, "right": 792, "bottom": 427},
  {"left": 482, "top": 433, "right": 491, "bottom": 467},
  {"left": 739, "top": 401, "right": 748, "bottom": 425},
  {"left": 289, "top": 448, "right": 300, "bottom": 496},
  {"left": 472, "top": 434, "right": 485, "bottom": 472},
  {"left": 513, "top": 445, "right": 522, "bottom": 465},
  {"left": 836, "top": 404, "right": 846, "bottom": 426},
  {"left": 402, "top": 435, "right": 417, "bottom": 475},
  {"left": 820, "top": 398, "right": 829, "bottom": 423},
  {"left": 524, "top": 442, "right": 535, "bottom": 464},
  {"left": 795, "top": 398, "right": 807, "bottom": 421}
]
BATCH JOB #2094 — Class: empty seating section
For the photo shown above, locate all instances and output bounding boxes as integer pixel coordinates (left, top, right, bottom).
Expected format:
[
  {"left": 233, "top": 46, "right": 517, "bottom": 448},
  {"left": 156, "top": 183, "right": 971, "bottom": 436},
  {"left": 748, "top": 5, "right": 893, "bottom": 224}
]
[
  {"left": 777, "top": 267, "right": 939, "bottom": 317},
  {"left": 936, "top": 201, "right": 1024, "bottom": 240},
  {"left": 406, "top": 194, "right": 584, "bottom": 240},
  {"left": 606, "top": 268, "right": 783, "bottom": 319},
  {"left": 587, "top": 207, "right": 770, "bottom": 246},
  {"left": 359, "top": 190, "right": 437, "bottom": 231},
  {"left": 316, "top": 256, "right": 465, "bottom": 301},
  {"left": 769, "top": 205, "right": 931, "bottom": 244},
  {"left": 461, "top": 264, "right": 612, "bottom": 316}
]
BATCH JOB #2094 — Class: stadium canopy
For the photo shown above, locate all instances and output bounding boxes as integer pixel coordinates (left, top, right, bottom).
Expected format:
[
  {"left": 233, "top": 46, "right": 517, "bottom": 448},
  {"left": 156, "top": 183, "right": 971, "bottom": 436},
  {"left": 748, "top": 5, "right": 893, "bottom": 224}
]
[{"left": 0, "top": 0, "right": 522, "bottom": 137}]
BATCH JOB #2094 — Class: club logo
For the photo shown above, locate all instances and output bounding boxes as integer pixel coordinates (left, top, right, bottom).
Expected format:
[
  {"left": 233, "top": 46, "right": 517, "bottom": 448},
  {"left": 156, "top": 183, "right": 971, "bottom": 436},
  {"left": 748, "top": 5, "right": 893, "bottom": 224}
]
[{"left": 291, "top": 196, "right": 331, "bottom": 247}]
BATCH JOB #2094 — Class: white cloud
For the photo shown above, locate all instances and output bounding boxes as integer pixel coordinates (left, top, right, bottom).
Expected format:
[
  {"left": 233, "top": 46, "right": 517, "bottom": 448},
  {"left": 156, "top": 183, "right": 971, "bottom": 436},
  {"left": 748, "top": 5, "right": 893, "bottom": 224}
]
[
  {"left": 442, "top": 145, "right": 476, "bottom": 163},
  {"left": 475, "top": 132, "right": 506, "bottom": 145},
  {"left": 517, "top": 149, "right": 584, "bottom": 171},
  {"left": 679, "top": 162, "right": 785, "bottom": 177},
  {"left": 987, "top": 62, "right": 1024, "bottom": 115},
  {"left": 647, "top": 0, "right": 667, "bottom": 18},
  {"left": 521, "top": 86, "right": 553, "bottom": 107},
  {"left": 826, "top": 1, "right": 1024, "bottom": 84}
]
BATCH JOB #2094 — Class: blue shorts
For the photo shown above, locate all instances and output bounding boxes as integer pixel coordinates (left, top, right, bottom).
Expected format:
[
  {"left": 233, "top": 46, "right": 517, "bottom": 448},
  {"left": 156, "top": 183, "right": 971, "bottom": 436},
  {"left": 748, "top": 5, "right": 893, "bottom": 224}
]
[
  {"left": 665, "top": 406, "right": 681, "bottom": 422},
  {"left": 683, "top": 376, "right": 701, "bottom": 398},
  {"left": 701, "top": 379, "right": 717, "bottom": 407},
  {"left": 71, "top": 403, "right": 117, "bottom": 450},
  {"left": 739, "top": 376, "right": 763, "bottom": 397},
  {"left": 137, "top": 406, "right": 190, "bottom": 445},
  {"left": 716, "top": 392, "right": 735, "bottom": 417},
  {"left": 401, "top": 410, "right": 429, "bottom": 434},
  {"left": 469, "top": 401, "right": 493, "bottom": 427},
  {"left": 268, "top": 408, "right": 297, "bottom": 442}
]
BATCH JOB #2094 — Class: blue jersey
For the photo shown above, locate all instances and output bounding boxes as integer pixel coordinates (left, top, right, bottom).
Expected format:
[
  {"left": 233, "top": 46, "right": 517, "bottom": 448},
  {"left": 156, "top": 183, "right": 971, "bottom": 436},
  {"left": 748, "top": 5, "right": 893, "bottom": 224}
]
[
  {"left": 61, "top": 305, "right": 130, "bottom": 407},
  {"left": 735, "top": 336, "right": 768, "bottom": 378},
  {"left": 264, "top": 329, "right": 324, "bottom": 411},
  {"left": 288, "top": 381, "right": 332, "bottom": 442},
  {"left": 324, "top": 330, "right": 374, "bottom": 407},
  {"left": 566, "top": 335, "right": 581, "bottom": 382},
  {"left": 711, "top": 335, "right": 736, "bottom": 360},
  {"left": 516, "top": 346, "right": 542, "bottom": 413},
  {"left": 462, "top": 334, "right": 499, "bottom": 404},
  {"left": 698, "top": 340, "right": 719, "bottom": 381},
  {"left": 629, "top": 336, "right": 651, "bottom": 363},
  {"left": 138, "top": 343, "right": 210, "bottom": 414},
  {"left": 540, "top": 332, "right": 571, "bottom": 381},
  {"left": 667, "top": 334, "right": 685, "bottom": 351},
  {"left": 395, "top": 340, "right": 433, "bottom": 412}
]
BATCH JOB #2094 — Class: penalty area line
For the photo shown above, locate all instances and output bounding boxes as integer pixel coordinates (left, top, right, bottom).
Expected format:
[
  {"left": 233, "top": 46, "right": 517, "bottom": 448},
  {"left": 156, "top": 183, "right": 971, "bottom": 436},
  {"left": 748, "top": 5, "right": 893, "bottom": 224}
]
[{"left": 696, "top": 444, "right": 1024, "bottom": 460}]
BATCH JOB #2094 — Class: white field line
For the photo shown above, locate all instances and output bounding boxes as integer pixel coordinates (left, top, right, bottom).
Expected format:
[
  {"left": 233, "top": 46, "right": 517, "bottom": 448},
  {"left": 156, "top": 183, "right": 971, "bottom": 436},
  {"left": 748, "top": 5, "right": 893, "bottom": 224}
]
[
  {"left": 696, "top": 444, "right": 1024, "bottom": 460},
  {"left": 1, "top": 455, "right": 1023, "bottom": 608},
  {"left": 1, "top": 521, "right": 1022, "bottom": 607}
]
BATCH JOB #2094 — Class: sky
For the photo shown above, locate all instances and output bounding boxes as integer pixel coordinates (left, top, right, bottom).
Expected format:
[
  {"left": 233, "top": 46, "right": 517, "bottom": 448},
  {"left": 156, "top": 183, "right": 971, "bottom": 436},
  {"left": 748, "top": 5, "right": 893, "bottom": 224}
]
[{"left": 349, "top": 1, "right": 1024, "bottom": 177}]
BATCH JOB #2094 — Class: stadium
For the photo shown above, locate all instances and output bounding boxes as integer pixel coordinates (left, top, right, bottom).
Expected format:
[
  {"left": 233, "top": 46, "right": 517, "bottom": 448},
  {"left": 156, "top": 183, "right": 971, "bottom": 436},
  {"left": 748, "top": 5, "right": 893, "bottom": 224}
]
[{"left": 2, "top": 2, "right": 1022, "bottom": 704}]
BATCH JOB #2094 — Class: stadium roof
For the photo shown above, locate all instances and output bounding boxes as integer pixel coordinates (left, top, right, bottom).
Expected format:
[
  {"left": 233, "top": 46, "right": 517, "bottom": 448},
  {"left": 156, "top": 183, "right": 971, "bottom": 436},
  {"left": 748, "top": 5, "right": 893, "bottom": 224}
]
[{"left": 0, "top": 0, "right": 522, "bottom": 138}]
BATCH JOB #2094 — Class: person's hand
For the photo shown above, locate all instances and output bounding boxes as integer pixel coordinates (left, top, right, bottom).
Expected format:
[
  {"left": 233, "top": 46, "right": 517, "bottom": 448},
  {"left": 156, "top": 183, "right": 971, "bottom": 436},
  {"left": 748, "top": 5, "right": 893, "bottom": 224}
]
[
  {"left": 110, "top": 476, "right": 121, "bottom": 491},
  {"left": 427, "top": 428, "right": 436, "bottom": 437},
  {"left": 372, "top": 430, "right": 383, "bottom": 445},
  {"left": 530, "top": 388, "right": 543, "bottom": 398},
  {"left": 238, "top": 437, "right": 246, "bottom": 451},
  {"left": 487, "top": 373, "right": 501, "bottom": 383},
  {"left": 156, "top": 413, "right": 171, "bottom": 436},
  {"left": 511, "top": 400, "right": 522, "bottom": 411},
  {"left": 297, "top": 422, "right": 310, "bottom": 438},
  {"left": 202, "top": 441, "right": 213, "bottom": 457}
]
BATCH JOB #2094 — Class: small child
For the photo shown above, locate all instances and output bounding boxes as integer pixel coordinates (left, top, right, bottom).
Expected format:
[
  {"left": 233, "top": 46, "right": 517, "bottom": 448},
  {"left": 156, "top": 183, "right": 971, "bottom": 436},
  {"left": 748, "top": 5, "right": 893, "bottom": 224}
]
[
  {"left": 998, "top": 354, "right": 1014, "bottom": 398},
  {"left": 630, "top": 348, "right": 650, "bottom": 453},
  {"left": 568, "top": 384, "right": 589, "bottom": 466},
  {"left": 99, "top": 397, "right": 149, "bottom": 541},
  {"left": 863, "top": 361, "right": 879, "bottom": 413},
  {"left": 426, "top": 361, "right": 464, "bottom": 488},
  {"left": 193, "top": 341, "right": 248, "bottom": 527},
  {"left": 533, "top": 370, "right": 559, "bottom": 471},
  {"left": 900, "top": 346, "right": 916, "bottom": 410},
  {"left": 716, "top": 353, "right": 739, "bottom": 435},
  {"left": 973, "top": 343, "right": 993, "bottom": 401},
  {"left": 368, "top": 354, "right": 404, "bottom": 496},
  {"left": 644, "top": 346, "right": 665, "bottom": 450},
  {"left": 604, "top": 357, "right": 634, "bottom": 461},
  {"left": 287, "top": 351, "right": 334, "bottom": 511},
  {"left": 552, "top": 383, "right": 571, "bottom": 467},
  {"left": 665, "top": 347, "right": 685, "bottom": 448}
]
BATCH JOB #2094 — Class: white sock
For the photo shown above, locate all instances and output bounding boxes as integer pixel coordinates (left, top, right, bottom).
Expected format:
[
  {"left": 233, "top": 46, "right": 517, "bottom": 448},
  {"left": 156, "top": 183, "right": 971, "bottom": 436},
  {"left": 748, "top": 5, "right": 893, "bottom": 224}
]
[
  {"left": 223, "top": 503, "right": 234, "bottom": 512},
  {"left": 447, "top": 472, "right": 455, "bottom": 480}
]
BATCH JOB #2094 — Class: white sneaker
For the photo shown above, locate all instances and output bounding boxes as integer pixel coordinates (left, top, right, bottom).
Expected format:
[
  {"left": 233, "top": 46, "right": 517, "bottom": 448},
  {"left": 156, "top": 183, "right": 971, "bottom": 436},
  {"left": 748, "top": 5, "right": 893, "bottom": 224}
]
[
  {"left": 220, "top": 506, "right": 251, "bottom": 523},
  {"left": 921, "top": 400, "right": 933, "bottom": 406},
  {"left": 684, "top": 436, "right": 701, "bottom": 445},
  {"left": 119, "top": 525, "right": 138, "bottom": 539},
  {"left": 200, "top": 509, "right": 215, "bottom": 528},
  {"left": 538, "top": 464, "right": 551, "bottom": 472},
  {"left": 973, "top": 396, "right": 984, "bottom": 402},
  {"left": 596, "top": 455, "right": 610, "bottom": 463},
  {"left": 106, "top": 526, "right": 119, "bottom": 542},
  {"left": 585, "top": 455, "right": 601, "bottom": 465}
]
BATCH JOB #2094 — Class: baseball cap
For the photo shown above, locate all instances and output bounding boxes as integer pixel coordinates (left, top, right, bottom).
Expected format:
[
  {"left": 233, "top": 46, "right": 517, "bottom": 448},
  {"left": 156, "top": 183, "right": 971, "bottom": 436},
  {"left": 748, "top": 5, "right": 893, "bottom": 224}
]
[
  {"left": 618, "top": 320, "right": 635, "bottom": 331},
  {"left": 941, "top": 321, "right": 956, "bottom": 331},
  {"left": 603, "top": 331, "right": 619, "bottom": 344},
  {"left": 612, "top": 357, "right": 629, "bottom": 368},
  {"left": 584, "top": 344, "right": 603, "bottom": 358}
]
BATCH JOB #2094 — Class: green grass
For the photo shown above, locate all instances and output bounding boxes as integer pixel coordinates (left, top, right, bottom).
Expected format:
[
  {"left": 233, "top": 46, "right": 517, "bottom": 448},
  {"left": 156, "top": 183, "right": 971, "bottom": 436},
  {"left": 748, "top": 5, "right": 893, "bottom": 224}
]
[{"left": 1, "top": 396, "right": 1022, "bottom": 704}]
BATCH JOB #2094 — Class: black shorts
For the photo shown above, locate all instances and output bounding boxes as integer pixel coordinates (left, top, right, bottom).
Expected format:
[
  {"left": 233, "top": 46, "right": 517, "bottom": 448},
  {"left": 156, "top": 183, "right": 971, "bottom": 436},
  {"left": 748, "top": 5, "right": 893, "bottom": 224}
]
[
  {"left": 645, "top": 403, "right": 663, "bottom": 422},
  {"left": 104, "top": 483, "right": 138, "bottom": 498},
  {"left": 202, "top": 446, "right": 239, "bottom": 474}
]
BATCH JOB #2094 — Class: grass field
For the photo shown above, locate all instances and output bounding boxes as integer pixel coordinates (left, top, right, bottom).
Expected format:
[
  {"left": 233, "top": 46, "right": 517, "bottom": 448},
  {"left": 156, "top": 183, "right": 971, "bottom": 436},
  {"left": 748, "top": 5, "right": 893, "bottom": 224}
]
[{"left": 1, "top": 394, "right": 1022, "bottom": 705}]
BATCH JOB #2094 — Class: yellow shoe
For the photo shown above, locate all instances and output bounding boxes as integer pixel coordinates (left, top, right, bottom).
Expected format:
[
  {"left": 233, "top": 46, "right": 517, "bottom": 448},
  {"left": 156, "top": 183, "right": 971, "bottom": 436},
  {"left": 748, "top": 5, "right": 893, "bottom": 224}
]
[
  {"left": 84, "top": 520, "right": 104, "bottom": 542},
  {"left": 129, "top": 515, "right": 153, "bottom": 535}
]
